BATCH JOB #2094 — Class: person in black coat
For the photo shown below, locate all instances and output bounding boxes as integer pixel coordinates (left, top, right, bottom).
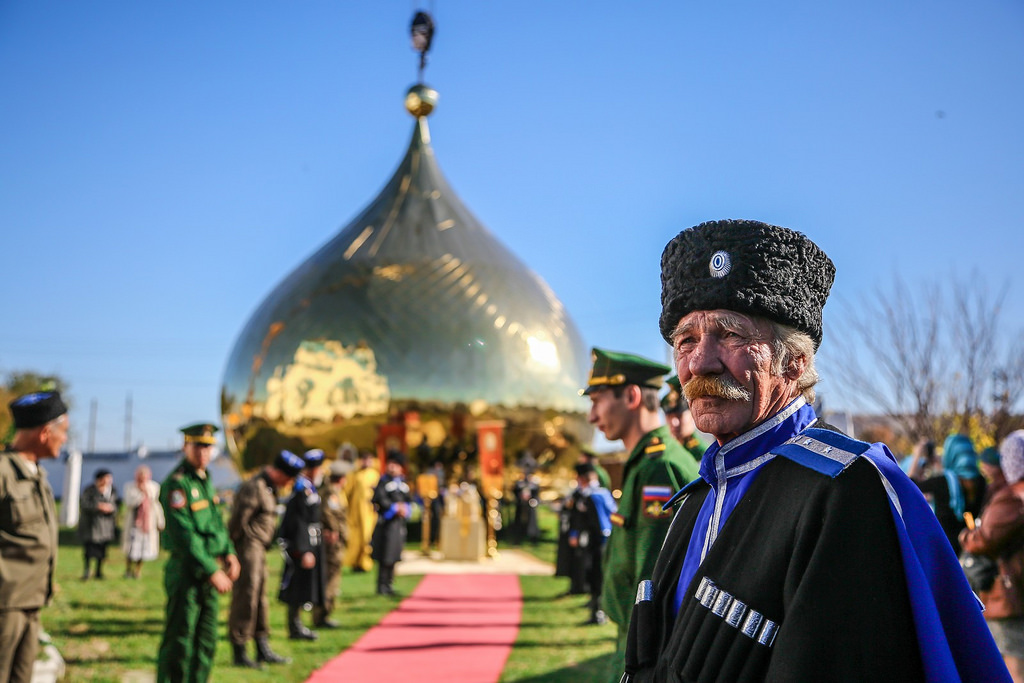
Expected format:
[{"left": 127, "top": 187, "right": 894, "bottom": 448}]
[
  {"left": 511, "top": 462, "right": 541, "bottom": 545},
  {"left": 371, "top": 450, "right": 412, "bottom": 595},
  {"left": 78, "top": 468, "right": 118, "bottom": 580},
  {"left": 568, "top": 463, "right": 617, "bottom": 625},
  {"left": 277, "top": 449, "right": 326, "bottom": 640}
]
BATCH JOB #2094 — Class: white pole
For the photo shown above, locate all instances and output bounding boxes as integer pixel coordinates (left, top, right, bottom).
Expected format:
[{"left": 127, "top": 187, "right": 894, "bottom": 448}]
[{"left": 61, "top": 449, "right": 83, "bottom": 527}]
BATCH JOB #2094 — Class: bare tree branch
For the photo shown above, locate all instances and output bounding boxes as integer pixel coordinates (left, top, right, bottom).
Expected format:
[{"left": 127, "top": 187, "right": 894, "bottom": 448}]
[{"left": 823, "top": 270, "right": 1023, "bottom": 447}]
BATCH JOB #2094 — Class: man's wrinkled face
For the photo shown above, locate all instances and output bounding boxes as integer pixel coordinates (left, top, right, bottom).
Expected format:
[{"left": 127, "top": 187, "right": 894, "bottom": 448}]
[
  {"left": 184, "top": 442, "right": 215, "bottom": 472},
  {"left": 672, "top": 309, "right": 794, "bottom": 443},
  {"left": 587, "top": 386, "right": 632, "bottom": 442},
  {"left": 41, "top": 415, "right": 69, "bottom": 459}
]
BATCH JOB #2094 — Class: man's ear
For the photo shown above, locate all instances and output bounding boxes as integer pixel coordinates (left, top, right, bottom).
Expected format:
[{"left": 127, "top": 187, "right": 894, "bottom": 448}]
[
  {"left": 785, "top": 355, "right": 808, "bottom": 381},
  {"left": 624, "top": 384, "right": 643, "bottom": 410}
]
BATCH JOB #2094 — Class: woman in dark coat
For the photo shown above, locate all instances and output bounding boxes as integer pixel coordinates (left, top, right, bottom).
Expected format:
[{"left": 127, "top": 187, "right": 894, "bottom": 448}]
[
  {"left": 371, "top": 450, "right": 412, "bottom": 595},
  {"left": 78, "top": 468, "right": 118, "bottom": 579},
  {"left": 908, "top": 434, "right": 987, "bottom": 553}
]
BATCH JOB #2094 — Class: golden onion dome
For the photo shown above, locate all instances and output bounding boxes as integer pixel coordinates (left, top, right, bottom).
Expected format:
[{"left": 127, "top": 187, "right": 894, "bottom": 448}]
[{"left": 220, "top": 84, "right": 591, "bottom": 471}]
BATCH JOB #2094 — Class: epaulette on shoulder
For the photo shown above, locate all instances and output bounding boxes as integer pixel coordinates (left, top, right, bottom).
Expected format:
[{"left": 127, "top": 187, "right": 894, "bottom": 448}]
[
  {"left": 769, "top": 427, "right": 870, "bottom": 478},
  {"left": 645, "top": 437, "right": 667, "bottom": 456}
]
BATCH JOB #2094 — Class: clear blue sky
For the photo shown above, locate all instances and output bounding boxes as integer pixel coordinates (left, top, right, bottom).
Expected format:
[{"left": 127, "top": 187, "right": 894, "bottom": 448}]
[{"left": 2, "top": 2, "right": 1022, "bottom": 451}]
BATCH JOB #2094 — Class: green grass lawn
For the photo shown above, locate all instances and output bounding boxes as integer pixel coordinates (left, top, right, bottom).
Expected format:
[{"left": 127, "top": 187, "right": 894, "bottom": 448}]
[
  {"left": 48, "top": 540, "right": 415, "bottom": 682},
  {"left": 46, "top": 505, "right": 616, "bottom": 682}
]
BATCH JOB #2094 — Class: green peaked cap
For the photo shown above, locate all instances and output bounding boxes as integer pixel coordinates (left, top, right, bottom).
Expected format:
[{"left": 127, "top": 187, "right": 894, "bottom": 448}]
[
  {"left": 580, "top": 347, "right": 671, "bottom": 395},
  {"left": 660, "top": 375, "right": 689, "bottom": 413},
  {"left": 180, "top": 422, "right": 219, "bottom": 445}
]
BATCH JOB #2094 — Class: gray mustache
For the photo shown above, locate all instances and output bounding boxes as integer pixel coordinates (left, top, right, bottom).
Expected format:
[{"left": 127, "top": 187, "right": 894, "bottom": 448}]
[{"left": 683, "top": 375, "right": 752, "bottom": 402}]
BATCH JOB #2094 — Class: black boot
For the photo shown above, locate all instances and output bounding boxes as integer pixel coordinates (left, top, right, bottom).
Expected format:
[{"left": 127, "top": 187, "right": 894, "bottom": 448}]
[
  {"left": 288, "top": 606, "right": 318, "bottom": 641},
  {"left": 255, "top": 637, "right": 291, "bottom": 665},
  {"left": 232, "top": 642, "right": 262, "bottom": 669},
  {"left": 377, "top": 564, "right": 396, "bottom": 595}
]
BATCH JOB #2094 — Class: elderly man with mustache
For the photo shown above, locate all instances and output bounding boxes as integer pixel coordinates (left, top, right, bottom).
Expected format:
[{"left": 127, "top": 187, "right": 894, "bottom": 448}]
[
  {"left": 582, "top": 347, "right": 700, "bottom": 679},
  {"left": 621, "top": 219, "right": 1008, "bottom": 683}
]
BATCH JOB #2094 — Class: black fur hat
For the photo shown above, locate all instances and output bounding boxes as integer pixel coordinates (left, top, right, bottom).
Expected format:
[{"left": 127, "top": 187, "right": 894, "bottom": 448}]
[
  {"left": 660, "top": 219, "right": 835, "bottom": 349},
  {"left": 9, "top": 391, "right": 67, "bottom": 430}
]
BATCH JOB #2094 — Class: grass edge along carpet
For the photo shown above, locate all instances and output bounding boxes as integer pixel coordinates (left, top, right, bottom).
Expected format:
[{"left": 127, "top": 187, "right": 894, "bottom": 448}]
[{"left": 306, "top": 574, "right": 522, "bottom": 683}]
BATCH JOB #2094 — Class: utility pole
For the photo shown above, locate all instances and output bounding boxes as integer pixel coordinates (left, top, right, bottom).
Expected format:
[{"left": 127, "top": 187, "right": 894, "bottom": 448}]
[
  {"left": 87, "top": 398, "right": 97, "bottom": 454},
  {"left": 124, "top": 391, "right": 133, "bottom": 452}
]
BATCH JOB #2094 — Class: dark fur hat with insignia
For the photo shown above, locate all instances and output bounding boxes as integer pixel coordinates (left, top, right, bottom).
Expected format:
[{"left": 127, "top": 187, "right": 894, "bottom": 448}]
[
  {"left": 659, "top": 219, "right": 835, "bottom": 349},
  {"left": 9, "top": 391, "right": 68, "bottom": 429},
  {"left": 274, "top": 450, "right": 306, "bottom": 477},
  {"left": 302, "top": 449, "right": 326, "bottom": 467},
  {"left": 574, "top": 462, "right": 596, "bottom": 477},
  {"left": 386, "top": 449, "right": 407, "bottom": 467}
]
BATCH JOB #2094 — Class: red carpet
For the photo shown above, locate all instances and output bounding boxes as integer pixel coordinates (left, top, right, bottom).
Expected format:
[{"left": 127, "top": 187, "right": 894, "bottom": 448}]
[{"left": 306, "top": 574, "right": 522, "bottom": 683}]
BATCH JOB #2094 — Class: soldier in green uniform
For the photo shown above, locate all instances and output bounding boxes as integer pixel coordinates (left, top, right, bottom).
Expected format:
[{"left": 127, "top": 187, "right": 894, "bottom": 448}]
[
  {"left": 661, "top": 375, "right": 708, "bottom": 462},
  {"left": 0, "top": 392, "right": 66, "bottom": 683},
  {"left": 156, "top": 423, "right": 239, "bottom": 683},
  {"left": 582, "top": 348, "right": 699, "bottom": 679}
]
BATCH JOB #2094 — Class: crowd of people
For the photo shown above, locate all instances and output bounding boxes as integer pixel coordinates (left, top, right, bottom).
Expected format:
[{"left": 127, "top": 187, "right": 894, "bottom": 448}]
[
  {"left": 2, "top": 218, "right": 1023, "bottom": 683},
  {"left": 154, "top": 427, "right": 414, "bottom": 681},
  {"left": 0, "top": 400, "right": 414, "bottom": 683}
]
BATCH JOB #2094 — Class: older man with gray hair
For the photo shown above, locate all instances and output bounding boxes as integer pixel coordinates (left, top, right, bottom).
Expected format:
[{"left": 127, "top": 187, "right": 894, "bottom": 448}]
[
  {"left": 622, "top": 219, "right": 1008, "bottom": 682},
  {"left": 0, "top": 392, "right": 67, "bottom": 683}
]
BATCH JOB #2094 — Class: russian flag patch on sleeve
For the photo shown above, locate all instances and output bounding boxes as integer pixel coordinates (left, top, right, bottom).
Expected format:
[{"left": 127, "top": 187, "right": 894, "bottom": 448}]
[{"left": 642, "top": 485, "right": 673, "bottom": 519}]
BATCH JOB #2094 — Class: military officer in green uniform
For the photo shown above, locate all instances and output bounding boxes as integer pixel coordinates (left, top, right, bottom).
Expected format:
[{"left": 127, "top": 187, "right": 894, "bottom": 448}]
[
  {"left": 582, "top": 348, "right": 699, "bottom": 679},
  {"left": 156, "top": 423, "right": 239, "bottom": 683},
  {"left": 0, "top": 392, "right": 66, "bottom": 683},
  {"left": 661, "top": 374, "right": 708, "bottom": 462}
]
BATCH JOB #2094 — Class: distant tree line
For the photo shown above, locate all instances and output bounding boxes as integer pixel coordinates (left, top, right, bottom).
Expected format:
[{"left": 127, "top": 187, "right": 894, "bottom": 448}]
[
  {"left": 0, "top": 371, "right": 70, "bottom": 443},
  {"left": 823, "top": 273, "right": 1024, "bottom": 452}
]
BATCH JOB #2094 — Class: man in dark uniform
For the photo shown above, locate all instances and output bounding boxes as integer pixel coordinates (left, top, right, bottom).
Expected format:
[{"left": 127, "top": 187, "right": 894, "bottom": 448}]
[
  {"left": 622, "top": 219, "right": 1009, "bottom": 682},
  {"left": 568, "top": 462, "right": 617, "bottom": 625},
  {"left": 582, "top": 347, "right": 699, "bottom": 678},
  {"left": 558, "top": 448, "right": 613, "bottom": 591},
  {"left": 660, "top": 375, "right": 707, "bottom": 463},
  {"left": 227, "top": 449, "right": 304, "bottom": 668},
  {"left": 157, "top": 422, "right": 239, "bottom": 683},
  {"left": 511, "top": 463, "right": 541, "bottom": 545},
  {"left": 0, "top": 392, "right": 65, "bottom": 683},
  {"left": 372, "top": 450, "right": 412, "bottom": 596},
  {"left": 278, "top": 449, "right": 325, "bottom": 640},
  {"left": 313, "top": 459, "right": 350, "bottom": 628},
  {"left": 581, "top": 447, "right": 612, "bottom": 490}
]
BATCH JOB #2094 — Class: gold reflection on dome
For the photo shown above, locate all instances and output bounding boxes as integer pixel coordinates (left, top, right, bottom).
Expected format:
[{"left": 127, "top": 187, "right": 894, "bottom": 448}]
[
  {"left": 527, "top": 335, "right": 559, "bottom": 369},
  {"left": 374, "top": 264, "right": 413, "bottom": 281},
  {"left": 344, "top": 226, "right": 374, "bottom": 260}
]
